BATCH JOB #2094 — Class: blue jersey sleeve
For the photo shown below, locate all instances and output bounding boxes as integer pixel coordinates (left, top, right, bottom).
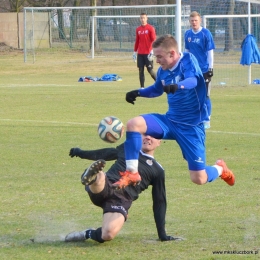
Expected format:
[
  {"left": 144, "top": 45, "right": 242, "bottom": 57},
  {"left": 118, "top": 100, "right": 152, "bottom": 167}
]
[
  {"left": 181, "top": 52, "right": 203, "bottom": 79},
  {"left": 139, "top": 68, "right": 164, "bottom": 97},
  {"left": 203, "top": 28, "right": 215, "bottom": 51},
  {"left": 184, "top": 30, "right": 190, "bottom": 50},
  {"left": 178, "top": 77, "right": 197, "bottom": 89},
  {"left": 139, "top": 85, "right": 163, "bottom": 98}
]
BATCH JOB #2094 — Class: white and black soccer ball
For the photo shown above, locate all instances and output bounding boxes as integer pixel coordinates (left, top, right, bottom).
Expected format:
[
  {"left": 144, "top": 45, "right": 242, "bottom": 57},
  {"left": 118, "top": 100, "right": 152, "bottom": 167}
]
[{"left": 98, "top": 116, "right": 124, "bottom": 143}]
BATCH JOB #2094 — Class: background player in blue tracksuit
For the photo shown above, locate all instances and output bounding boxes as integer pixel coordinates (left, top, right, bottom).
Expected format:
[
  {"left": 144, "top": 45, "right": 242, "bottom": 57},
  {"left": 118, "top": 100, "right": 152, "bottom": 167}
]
[
  {"left": 112, "top": 34, "right": 235, "bottom": 190},
  {"left": 184, "top": 11, "right": 215, "bottom": 129}
]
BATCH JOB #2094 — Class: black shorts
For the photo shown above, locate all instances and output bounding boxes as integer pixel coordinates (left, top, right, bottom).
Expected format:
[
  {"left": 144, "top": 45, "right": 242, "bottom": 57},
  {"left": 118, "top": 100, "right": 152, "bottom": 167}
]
[
  {"left": 85, "top": 176, "right": 132, "bottom": 221},
  {"left": 137, "top": 54, "right": 154, "bottom": 69}
]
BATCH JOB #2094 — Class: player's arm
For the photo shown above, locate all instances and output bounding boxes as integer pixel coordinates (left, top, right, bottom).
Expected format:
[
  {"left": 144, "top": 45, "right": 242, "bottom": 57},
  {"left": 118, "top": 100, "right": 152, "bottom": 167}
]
[
  {"left": 206, "top": 30, "right": 215, "bottom": 75},
  {"left": 150, "top": 25, "right": 156, "bottom": 43},
  {"left": 207, "top": 49, "right": 214, "bottom": 69},
  {"left": 125, "top": 85, "right": 163, "bottom": 104},
  {"left": 151, "top": 168, "right": 175, "bottom": 241},
  {"left": 163, "top": 54, "right": 200, "bottom": 94},
  {"left": 206, "top": 49, "right": 214, "bottom": 77},
  {"left": 125, "top": 69, "right": 164, "bottom": 104},
  {"left": 163, "top": 77, "right": 197, "bottom": 94},
  {"left": 134, "top": 28, "right": 139, "bottom": 53},
  {"left": 132, "top": 29, "right": 139, "bottom": 61},
  {"left": 184, "top": 31, "right": 190, "bottom": 51},
  {"left": 69, "top": 144, "right": 122, "bottom": 161}
]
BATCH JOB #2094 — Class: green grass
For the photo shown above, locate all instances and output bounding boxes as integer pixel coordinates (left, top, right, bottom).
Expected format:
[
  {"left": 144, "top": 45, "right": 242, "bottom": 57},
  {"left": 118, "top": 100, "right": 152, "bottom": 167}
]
[{"left": 0, "top": 51, "right": 260, "bottom": 260}]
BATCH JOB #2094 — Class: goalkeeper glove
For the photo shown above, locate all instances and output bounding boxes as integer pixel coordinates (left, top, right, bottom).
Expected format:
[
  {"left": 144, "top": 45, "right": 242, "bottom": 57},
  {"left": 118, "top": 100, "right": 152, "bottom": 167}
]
[
  {"left": 203, "top": 69, "right": 213, "bottom": 81},
  {"left": 163, "top": 84, "right": 178, "bottom": 94},
  {"left": 132, "top": 52, "right": 137, "bottom": 62},
  {"left": 69, "top": 147, "right": 82, "bottom": 158},
  {"left": 203, "top": 68, "right": 213, "bottom": 83},
  {"left": 147, "top": 51, "right": 154, "bottom": 61},
  {"left": 208, "top": 68, "right": 213, "bottom": 77},
  {"left": 126, "top": 90, "right": 140, "bottom": 105}
]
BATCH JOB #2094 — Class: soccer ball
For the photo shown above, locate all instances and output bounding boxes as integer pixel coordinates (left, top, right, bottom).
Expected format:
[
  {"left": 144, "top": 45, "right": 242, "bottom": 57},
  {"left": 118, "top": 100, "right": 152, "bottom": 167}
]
[{"left": 98, "top": 116, "right": 124, "bottom": 143}]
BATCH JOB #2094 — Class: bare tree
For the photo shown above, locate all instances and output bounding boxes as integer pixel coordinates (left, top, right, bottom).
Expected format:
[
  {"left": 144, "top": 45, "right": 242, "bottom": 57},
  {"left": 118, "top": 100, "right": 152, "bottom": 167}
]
[
  {"left": 224, "top": 0, "right": 235, "bottom": 51},
  {"left": 98, "top": 0, "right": 106, "bottom": 41},
  {"left": 89, "top": 0, "right": 100, "bottom": 50},
  {"left": 112, "top": 0, "right": 119, "bottom": 41},
  {"left": 0, "top": 0, "right": 27, "bottom": 48},
  {"left": 70, "top": 0, "right": 81, "bottom": 40},
  {"left": 1, "top": 0, "right": 26, "bottom": 12},
  {"left": 208, "top": 0, "right": 235, "bottom": 51}
]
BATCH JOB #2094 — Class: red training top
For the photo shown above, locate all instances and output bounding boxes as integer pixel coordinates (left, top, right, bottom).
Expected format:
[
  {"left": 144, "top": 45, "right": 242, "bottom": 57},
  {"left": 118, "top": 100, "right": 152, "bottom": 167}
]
[{"left": 134, "top": 24, "right": 156, "bottom": 54}]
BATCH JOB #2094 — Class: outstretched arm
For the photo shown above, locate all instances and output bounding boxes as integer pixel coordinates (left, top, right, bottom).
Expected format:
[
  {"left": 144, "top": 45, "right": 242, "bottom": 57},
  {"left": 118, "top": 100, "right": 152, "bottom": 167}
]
[
  {"left": 69, "top": 146, "right": 120, "bottom": 161},
  {"left": 152, "top": 170, "right": 175, "bottom": 241},
  {"left": 163, "top": 77, "right": 198, "bottom": 94},
  {"left": 125, "top": 84, "right": 163, "bottom": 104},
  {"left": 207, "top": 49, "right": 214, "bottom": 69}
]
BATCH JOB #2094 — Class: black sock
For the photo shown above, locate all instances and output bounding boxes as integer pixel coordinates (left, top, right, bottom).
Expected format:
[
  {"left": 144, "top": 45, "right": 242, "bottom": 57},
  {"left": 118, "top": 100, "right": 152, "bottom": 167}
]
[{"left": 85, "top": 227, "right": 105, "bottom": 243}]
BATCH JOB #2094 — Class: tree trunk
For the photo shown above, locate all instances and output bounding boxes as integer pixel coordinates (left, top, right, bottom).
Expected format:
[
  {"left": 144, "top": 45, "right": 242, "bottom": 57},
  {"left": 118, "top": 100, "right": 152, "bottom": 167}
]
[
  {"left": 224, "top": 0, "right": 235, "bottom": 51},
  {"left": 112, "top": 0, "right": 119, "bottom": 41},
  {"left": 89, "top": 0, "right": 99, "bottom": 51},
  {"left": 98, "top": 0, "right": 106, "bottom": 41},
  {"left": 71, "top": 0, "right": 81, "bottom": 40},
  {"left": 57, "top": 7, "right": 66, "bottom": 40},
  {"left": 167, "top": 0, "right": 176, "bottom": 36}
]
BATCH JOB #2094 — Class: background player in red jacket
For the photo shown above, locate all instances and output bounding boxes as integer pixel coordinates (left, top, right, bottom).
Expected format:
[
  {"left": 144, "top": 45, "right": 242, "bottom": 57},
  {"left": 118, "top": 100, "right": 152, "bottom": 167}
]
[{"left": 133, "top": 13, "right": 157, "bottom": 88}]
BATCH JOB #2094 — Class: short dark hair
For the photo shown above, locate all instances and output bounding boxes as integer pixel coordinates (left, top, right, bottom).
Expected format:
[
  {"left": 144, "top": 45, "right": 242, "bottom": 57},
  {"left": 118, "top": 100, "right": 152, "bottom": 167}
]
[
  {"left": 140, "top": 12, "right": 147, "bottom": 16},
  {"left": 152, "top": 34, "right": 178, "bottom": 52}
]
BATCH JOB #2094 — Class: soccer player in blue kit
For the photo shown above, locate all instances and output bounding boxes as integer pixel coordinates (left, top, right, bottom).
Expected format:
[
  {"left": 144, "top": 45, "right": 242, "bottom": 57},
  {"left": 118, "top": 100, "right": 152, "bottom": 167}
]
[
  {"left": 184, "top": 11, "right": 215, "bottom": 129},
  {"left": 112, "top": 34, "right": 235, "bottom": 190}
]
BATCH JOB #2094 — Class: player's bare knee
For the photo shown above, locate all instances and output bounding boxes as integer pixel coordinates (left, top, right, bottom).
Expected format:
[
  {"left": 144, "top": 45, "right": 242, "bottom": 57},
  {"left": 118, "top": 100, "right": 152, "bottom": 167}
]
[
  {"left": 191, "top": 178, "right": 205, "bottom": 185},
  {"left": 101, "top": 230, "right": 115, "bottom": 241},
  {"left": 126, "top": 118, "right": 138, "bottom": 131},
  {"left": 96, "top": 172, "right": 105, "bottom": 182},
  {"left": 126, "top": 117, "right": 146, "bottom": 132},
  {"left": 190, "top": 172, "right": 207, "bottom": 185}
]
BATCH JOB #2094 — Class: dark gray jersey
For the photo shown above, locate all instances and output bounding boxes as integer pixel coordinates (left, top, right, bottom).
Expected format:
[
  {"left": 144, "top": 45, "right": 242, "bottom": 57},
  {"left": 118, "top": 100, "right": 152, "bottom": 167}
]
[{"left": 75, "top": 143, "right": 167, "bottom": 239}]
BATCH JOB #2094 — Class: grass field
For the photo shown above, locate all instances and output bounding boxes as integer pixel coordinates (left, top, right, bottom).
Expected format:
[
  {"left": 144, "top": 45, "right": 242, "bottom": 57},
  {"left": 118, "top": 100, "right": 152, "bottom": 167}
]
[{"left": 0, "top": 51, "right": 260, "bottom": 260}]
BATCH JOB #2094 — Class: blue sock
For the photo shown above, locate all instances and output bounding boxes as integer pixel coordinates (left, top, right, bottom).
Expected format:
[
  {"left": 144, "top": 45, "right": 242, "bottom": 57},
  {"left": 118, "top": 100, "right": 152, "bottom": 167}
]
[
  {"left": 124, "top": 131, "right": 142, "bottom": 160},
  {"left": 205, "top": 166, "right": 219, "bottom": 182}
]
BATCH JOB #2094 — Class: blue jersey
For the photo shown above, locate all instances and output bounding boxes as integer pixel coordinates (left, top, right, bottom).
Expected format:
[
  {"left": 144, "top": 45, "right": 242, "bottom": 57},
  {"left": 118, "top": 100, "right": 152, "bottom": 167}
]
[
  {"left": 184, "top": 27, "right": 215, "bottom": 73},
  {"left": 139, "top": 52, "right": 208, "bottom": 125}
]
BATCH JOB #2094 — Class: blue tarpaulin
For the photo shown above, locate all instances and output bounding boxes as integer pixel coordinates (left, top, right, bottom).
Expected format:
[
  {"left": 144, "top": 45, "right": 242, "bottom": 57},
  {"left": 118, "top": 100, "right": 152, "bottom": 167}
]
[
  {"left": 240, "top": 34, "right": 260, "bottom": 66},
  {"left": 78, "top": 74, "right": 122, "bottom": 82}
]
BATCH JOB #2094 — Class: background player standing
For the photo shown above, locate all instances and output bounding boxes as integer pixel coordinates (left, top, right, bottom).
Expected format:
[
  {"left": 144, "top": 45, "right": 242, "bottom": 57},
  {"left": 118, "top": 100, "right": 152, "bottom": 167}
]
[
  {"left": 184, "top": 11, "right": 215, "bottom": 129},
  {"left": 133, "top": 12, "right": 157, "bottom": 88}
]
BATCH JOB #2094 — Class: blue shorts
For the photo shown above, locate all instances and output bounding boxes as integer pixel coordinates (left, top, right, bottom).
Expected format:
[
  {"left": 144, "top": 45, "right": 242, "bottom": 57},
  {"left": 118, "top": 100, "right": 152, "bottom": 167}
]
[{"left": 142, "top": 113, "right": 206, "bottom": 171}]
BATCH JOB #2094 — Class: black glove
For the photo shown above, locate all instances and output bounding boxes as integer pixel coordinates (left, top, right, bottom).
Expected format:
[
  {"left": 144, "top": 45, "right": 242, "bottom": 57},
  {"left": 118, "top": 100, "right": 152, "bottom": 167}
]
[
  {"left": 69, "top": 147, "right": 82, "bottom": 158},
  {"left": 126, "top": 90, "right": 140, "bottom": 105},
  {"left": 160, "top": 235, "right": 184, "bottom": 242},
  {"left": 208, "top": 68, "right": 213, "bottom": 77},
  {"left": 204, "top": 68, "right": 213, "bottom": 82},
  {"left": 163, "top": 84, "right": 178, "bottom": 94}
]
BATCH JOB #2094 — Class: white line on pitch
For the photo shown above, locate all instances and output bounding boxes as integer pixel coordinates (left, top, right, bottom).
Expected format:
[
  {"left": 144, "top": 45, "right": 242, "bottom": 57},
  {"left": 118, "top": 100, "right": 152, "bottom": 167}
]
[
  {"left": 0, "top": 84, "right": 73, "bottom": 87},
  {"left": 0, "top": 119, "right": 98, "bottom": 126},
  {"left": 209, "top": 130, "right": 260, "bottom": 137},
  {"left": 1, "top": 119, "right": 260, "bottom": 136}
]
